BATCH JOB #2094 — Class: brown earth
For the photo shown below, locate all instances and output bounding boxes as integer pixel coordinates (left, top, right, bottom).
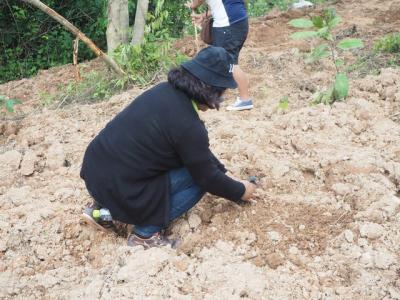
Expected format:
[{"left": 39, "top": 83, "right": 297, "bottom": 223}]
[{"left": 1, "top": 0, "right": 400, "bottom": 299}]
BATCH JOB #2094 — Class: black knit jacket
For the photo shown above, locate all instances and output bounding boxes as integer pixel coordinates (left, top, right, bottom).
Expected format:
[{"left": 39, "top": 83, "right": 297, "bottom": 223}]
[{"left": 80, "top": 82, "right": 245, "bottom": 226}]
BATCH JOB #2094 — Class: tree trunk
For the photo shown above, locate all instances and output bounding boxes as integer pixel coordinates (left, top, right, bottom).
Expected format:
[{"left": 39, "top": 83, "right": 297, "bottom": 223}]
[
  {"left": 131, "top": 0, "right": 149, "bottom": 45},
  {"left": 21, "top": 0, "right": 125, "bottom": 76},
  {"left": 107, "top": 0, "right": 129, "bottom": 53}
]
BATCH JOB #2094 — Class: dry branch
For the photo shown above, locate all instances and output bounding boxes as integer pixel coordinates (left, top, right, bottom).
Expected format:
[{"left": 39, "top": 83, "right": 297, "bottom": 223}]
[{"left": 22, "top": 0, "right": 125, "bottom": 76}]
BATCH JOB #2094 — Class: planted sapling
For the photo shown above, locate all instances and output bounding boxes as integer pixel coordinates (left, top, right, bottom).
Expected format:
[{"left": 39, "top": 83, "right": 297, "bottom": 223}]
[{"left": 289, "top": 9, "right": 364, "bottom": 104}]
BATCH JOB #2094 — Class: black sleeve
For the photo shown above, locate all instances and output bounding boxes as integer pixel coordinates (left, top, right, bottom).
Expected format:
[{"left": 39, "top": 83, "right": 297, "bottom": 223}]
[
  {"left": 210, "top": 151, "right": 228, "bottom": 173},
  {"left": 175, "top": 123, "right": 245, "bottom": 202}
]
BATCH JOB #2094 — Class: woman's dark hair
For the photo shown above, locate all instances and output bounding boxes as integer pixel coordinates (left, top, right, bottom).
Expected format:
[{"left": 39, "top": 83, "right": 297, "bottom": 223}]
[{"left": 167, "top": 67, "right": 226, "bottom": 110}]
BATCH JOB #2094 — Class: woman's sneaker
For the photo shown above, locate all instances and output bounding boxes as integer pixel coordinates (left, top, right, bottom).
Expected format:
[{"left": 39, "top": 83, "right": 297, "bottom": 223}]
[
  {"left": 81, "top": 206, "right": 116, "bottom": 233},
  {"left": 226, "top": 98, "right": 253, "bottom": 111},
  {"left": 127, "top": 232, "right": 179, "bottom": 249}
]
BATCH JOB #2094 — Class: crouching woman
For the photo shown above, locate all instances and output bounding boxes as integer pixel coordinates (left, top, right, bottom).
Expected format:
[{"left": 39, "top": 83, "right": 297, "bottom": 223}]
[{"left": 80, "top": 47, "right": 256, "bottom": 249}]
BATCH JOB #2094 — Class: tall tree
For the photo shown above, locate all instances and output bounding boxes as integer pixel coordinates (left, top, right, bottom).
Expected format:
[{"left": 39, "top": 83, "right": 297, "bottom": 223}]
[
  {"left": 131, "top": 0, "right": 149, "bottom": 45},
  {"left": 21, "top": 0, "right": 125, "bottom": 75},
  {"left": 107, "top": 0, "right": 129, "bottom": 53}
]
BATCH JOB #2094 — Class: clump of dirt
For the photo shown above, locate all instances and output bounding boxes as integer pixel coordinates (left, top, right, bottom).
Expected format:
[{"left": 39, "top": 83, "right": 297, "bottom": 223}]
[{"left": 1, "top": 0, "right": 400, "bottom": 299}]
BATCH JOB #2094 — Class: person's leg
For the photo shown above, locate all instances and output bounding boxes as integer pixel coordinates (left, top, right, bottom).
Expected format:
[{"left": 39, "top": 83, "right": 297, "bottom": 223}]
[
  {"left": 221, "top": 19, "right": 253, "bottom": 111},
  {"left": 134, "top": 168, "right": 204, "bottom": 236},
  {"left": 168, "top": 168, "right": 205, "bottom": 221},
  {"left": 233, "top": 65, "right": 250, "bottom": 100}
]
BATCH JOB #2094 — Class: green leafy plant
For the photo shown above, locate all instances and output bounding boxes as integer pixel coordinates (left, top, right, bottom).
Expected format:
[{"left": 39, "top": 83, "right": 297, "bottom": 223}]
[
  {"left": 374, "top": 32, "right": 400, "bottom": 54},
  {"left": 113, "top": 0, "right": 187, "bottom": 86},
  {"left": 277, "top": 95, "right": 289, "bottom": 110},
  {"left": 56, "top": 71, "right": 118, "bottom": 106},
  {"left": 0, "top": 95, "right": 21, "bottom": 113},
  {"left": 289, "top": 9, "right": 364, "bottom": 105}
]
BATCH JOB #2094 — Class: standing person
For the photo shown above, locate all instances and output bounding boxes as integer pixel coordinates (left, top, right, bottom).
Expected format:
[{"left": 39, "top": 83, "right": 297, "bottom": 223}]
[
  {"left": 187, "top": 0, "right": 253, "bottom": 111},
  {"left": 80, "top": 47, "right": 256, "bottom": 249}
]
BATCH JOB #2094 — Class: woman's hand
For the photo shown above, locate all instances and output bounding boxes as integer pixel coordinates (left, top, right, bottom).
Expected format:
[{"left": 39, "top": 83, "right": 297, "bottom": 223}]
[
  {"left": 240, "top": 180, "right": 256, "bottom": 201},
  {"left": 191, "top": 13, "right": 205, "bottom": 25}
]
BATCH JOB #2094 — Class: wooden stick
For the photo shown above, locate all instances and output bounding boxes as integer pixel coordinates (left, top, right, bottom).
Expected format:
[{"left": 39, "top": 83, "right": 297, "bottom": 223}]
[
  {"left": 192, "top": 9, "right": 199, "bottom": 53},
  {"left": 73, "top": 37, "right": 81, "bottom": 82},
  {"left": 194, "top": 25, "right": 199, "bottom": 52}
]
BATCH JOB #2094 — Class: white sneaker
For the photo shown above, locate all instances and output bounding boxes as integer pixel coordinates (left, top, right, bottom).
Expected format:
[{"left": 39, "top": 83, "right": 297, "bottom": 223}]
[{"left": 226, "top": 98, "right": 253, "bottom": 111}]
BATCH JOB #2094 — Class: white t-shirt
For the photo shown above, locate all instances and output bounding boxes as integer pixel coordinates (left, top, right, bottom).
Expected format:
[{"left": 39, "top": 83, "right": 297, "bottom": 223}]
[{"left": 206, "top": 0, "right": 247, "bottom": 27}]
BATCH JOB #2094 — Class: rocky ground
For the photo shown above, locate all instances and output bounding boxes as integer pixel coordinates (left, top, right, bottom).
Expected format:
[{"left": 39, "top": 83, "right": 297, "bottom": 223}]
[{"left": 1, "top": 0, "right": 400, "bottom": 299}]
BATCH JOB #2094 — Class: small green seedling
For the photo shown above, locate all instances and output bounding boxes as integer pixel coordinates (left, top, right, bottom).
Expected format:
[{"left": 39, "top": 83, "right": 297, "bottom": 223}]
[
  {"left": 289, "top": 9, "right": 364, "bottom": 105},
  {"left": 277, "top": 95, "right": 289, "bottom": 111},
  {"left": 374, "top": 32, "right": 400, "bottom": 54},
  {"left": 0, "top": 95, "right": 21, "bottom": 113}
]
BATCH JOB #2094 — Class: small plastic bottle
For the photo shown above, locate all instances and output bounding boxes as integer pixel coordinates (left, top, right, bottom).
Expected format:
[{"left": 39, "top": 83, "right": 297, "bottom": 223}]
[{"left": 93, "top": 208, "right": 112, "bottom": 222}]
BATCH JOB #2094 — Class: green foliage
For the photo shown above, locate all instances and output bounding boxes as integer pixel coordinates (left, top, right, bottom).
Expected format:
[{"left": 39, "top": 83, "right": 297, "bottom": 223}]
[
  {"left": 289, "top": 9, "right": 364, "bottom": 105},
  {"left": 277, "top": 96, "right": 289, "bottom": 110},
  {"left": 305, "top": 44, "right": 329, "bottom": 64},
  {"left": 337, "top": 38, "right": 364, "bottom": 50},
  {"left": 113, "top": 41, "right": 186, "bottom": 85},
  {"left": 290, "top": 31, "right": 318, "bottom": 40},
  {"left": 374, "top": 32, "right": 400, "bottom": 53},
  {"left": 288, "top": 18, "right": 314, "bottom": 28},
  {"left": 114, "top": 0, "right": 188, "bottom": 86},
  {"left": 0, "top": 0, "right": 111, "bottom": 84},
  {"left": 57, "top": 71, "right": 118, "bottom": 106},
  {"left": 333, "top": 73, "right": 349, "bottom": 100},
  {"left": 0, "top": 95, "right": 21, "bottom": 113}
]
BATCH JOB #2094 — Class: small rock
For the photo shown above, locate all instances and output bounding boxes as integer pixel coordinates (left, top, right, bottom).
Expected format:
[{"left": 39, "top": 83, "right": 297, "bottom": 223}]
[
  {"left": 388, "top": 287, "right": 400, "bottom": 300},
  {"left": 0, "top": 261, "right": 7, "bottom": 272},
  {"left": 46, "top": 142, "right": 66, "bottom": 170},
  {"left": 0, "top": 240, "right": 8, "bottom": 252},
  {"left": 5, "top": 186, "right": 31, "bottom": 207},
  {"left": 20, "top": 150, "right": 37, "bottom": 176},
  {"left": 35, "top": 245, "right": 48, "bottom": 260},
  {"left": 3, "top": 122, "right": 19, "bottom": 136},
  {"left": 265, "top": 253, "right": 284, "bottom": 269},
  {"left": 335, "top": 287, "right": 347, "bottom": 295},
  {"left": 188, "top": 213, "right": 202, "bottom": 230},
  {"left": 359, "top": 251, "right": 374, "bottom": 267},
  {"left": 359, "top": 223, "right": 385, "bottom": 239},
  {"left": 380, "top": 69, "right": 397, "bottom": 86},
  {"left": 331, "top": 183, "right": 353, "bottom": 196},
  {"left": 267, "top": 231, "right": 281, "bottom": 242},
  {"left": 0, "top": 150, "right": 21, "bottom": 172},
  {"left": 271, "top": 163, "right": 290, "bottom": 178},
  {"left": 344, "top": 230, "right": 354, "bottom": 243},
  {"left": 374, "top": 249, "right": 396, "bottom": 270},
  {"left": 381, "top": 194, "right": 400, "bottom": 217},
  {"left": 299, "top": 224, "right": 305, "bottom": 231},
  {"left": 385, "top": 85, "right": 397, "bottom": 101},
  {"left": 54, "top": 187, "right": 76, "bottom": 201},
  {"left": 173, "top": 257, "right": 189, "bottom": 272},
  {"left": 288, "top": 246, "right": 299, "bottom": 255},
  {"left": 358, "top": 238, "right": 369, "bottom": 247}
]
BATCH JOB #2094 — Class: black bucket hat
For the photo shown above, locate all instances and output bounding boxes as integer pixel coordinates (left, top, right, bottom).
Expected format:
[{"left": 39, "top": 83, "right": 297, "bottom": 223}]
[{"left": 181, "top": 46, "right": 237, "bottom": 89}]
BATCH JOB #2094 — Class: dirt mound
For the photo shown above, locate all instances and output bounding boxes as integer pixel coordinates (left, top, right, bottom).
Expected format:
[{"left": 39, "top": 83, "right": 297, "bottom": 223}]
[{"left": 1, "top": 0, "right": 400, "bottom": 299}]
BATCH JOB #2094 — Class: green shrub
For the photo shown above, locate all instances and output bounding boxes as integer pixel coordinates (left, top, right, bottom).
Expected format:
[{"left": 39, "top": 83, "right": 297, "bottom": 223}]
[
  {"left": 374, "top": 32, "right": 400, "bottom": 53},
  {"left": 0, "top": 0, "right": 110, "bottom": 84}
]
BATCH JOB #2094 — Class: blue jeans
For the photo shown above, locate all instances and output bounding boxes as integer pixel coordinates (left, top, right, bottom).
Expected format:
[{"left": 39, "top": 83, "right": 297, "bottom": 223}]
[{"left": 134, "top": 168, "right": 205, "bottom": 237}]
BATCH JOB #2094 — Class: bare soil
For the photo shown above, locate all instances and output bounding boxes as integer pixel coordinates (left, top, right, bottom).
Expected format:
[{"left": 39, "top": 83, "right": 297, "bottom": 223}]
[{"left": 1, "top": 0, "right": 400, "bottom": 299}]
